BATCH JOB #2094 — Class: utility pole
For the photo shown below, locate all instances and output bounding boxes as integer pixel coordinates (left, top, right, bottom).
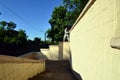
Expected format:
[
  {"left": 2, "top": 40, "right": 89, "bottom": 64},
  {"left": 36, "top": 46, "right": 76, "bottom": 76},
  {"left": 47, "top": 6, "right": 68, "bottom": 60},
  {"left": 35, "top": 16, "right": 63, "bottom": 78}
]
[
  {"left": 44, "top": 32, "right": 46, "bottom": 43},
  {"left": 40, "top": 30, "right": 47, "bottom": 43}
]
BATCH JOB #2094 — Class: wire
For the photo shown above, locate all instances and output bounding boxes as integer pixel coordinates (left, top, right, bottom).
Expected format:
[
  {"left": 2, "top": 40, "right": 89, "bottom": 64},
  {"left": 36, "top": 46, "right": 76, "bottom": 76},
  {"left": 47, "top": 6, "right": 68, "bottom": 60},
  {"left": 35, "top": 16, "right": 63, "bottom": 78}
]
[{"left": 0, "top": 0, "right": 44, "bottom": 33}]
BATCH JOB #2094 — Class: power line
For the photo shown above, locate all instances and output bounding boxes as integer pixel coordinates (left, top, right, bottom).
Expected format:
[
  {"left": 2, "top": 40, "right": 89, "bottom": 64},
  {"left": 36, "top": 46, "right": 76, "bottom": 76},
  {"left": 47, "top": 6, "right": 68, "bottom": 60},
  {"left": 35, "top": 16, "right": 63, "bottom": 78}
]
[
  {"left": 0, "top": 1, "right": 47, "bottom": 40},
  {"left": 0, "top": 0, "right": 43, "bottom": 33},
  {"left": 0, "top": 1, "right": 26, "bottom": 23}
]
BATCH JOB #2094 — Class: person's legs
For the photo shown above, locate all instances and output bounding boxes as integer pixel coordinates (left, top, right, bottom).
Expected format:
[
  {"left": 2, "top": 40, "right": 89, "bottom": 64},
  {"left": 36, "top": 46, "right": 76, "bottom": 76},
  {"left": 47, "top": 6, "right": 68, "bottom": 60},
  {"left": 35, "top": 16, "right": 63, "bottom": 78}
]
[
  {"left": 66, "top": 34, "right": 70, "bottom": 41},
  {"left": 63, "top": 34, "right": 66, "bottom": 41}
]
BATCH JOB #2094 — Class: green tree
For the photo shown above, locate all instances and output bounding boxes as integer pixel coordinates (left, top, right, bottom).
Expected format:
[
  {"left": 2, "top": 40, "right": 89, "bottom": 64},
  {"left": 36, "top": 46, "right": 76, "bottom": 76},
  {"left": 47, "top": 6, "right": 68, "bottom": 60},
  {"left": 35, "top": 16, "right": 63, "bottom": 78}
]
[
  {"left": 4, "top": 30, "right": 18, "bottom": 44},
  {"left": 0, "top": 28, "right": 6, "bottom": 42},
  {"left": 7, "top": 21, "right": 16, "bottom": 30},
  {"left": 33, "top": 37, "right": 41, "bottom": 44},
  {"left": 0, "top": 21, "right": 28, "bottom": 44},
  {"left": 0, "top": 21, "right": 7, "bottom": 29},
  {"left": 17, "top": 29, "right": 27, "bottom": 44},
  {"left": 63, "top": 0, "right": 89, "bottom": 25},
  {"left": 47, "top": 6, "right": 67, "bottom": 44},
  {"left": 0, "top": 21, "right": 16, "bottom": 30},
  {"left": 46, "top": 0, "right": 88, "bottom": 44}
]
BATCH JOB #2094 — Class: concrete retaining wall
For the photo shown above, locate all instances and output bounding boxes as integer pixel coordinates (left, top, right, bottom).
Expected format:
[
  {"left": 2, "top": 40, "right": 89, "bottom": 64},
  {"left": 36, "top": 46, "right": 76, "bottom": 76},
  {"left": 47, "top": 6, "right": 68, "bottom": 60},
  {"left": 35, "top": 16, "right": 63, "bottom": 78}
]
[
  {"left": 40, "top": 45, "right": 59, "bottom": 60},
  {"left": 70, "top": 0, "right": 120, "bottom": 80},
  {"left": 20, "top": 52, "right": 38, "bottom": 59},
  {"left": 59, "top": 42, "right": 71, "bottom": 61},
  {"left": 0, "top": 55, "right": 45, "bottom": 80},
  {"left": 40, "top": 43, "right": 71, "bottom": 61}
]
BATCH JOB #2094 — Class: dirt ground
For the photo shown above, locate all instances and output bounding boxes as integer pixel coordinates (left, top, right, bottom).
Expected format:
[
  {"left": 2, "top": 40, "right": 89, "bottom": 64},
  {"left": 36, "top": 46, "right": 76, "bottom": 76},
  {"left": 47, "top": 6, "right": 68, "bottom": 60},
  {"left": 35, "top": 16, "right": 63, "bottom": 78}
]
[{"left": 28, "top": 60, "right": 79, "bottom": 80}]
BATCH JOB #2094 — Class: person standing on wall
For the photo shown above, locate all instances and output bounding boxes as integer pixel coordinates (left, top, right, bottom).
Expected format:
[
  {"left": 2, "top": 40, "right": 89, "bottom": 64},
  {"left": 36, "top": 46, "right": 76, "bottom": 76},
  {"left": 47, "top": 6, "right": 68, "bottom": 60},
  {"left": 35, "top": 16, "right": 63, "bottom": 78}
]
[{"left": 63, "top": 26, "right": 70, "bottom": 41}]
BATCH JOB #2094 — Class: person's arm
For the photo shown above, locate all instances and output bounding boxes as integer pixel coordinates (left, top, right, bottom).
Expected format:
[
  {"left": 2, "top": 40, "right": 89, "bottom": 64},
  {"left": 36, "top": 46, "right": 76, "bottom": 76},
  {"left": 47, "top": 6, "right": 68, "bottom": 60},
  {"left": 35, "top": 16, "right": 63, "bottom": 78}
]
[{"left": 65, "top": 28, "right": 69, "bottom": 34}]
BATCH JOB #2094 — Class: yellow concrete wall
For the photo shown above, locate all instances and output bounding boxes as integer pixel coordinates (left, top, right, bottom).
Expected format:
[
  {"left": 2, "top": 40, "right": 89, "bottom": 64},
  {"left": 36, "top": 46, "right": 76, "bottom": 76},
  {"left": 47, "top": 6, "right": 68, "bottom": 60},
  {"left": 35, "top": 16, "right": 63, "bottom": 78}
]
[
  {"left": 40, "top": 45, "right": 59, "bottom": 60},
  {"left": 49, "top": 45, "right": 59, "bottom": 60},
  {"left": 0, "top": 55, "right": 45, "bottom": 80},
  {"left": 40, "top": 44, "right": 71, "bottom": 61},
  {"left": 115, "top": 0, "right": 120, "bottom": 37},
  {"left": 70, "top": 0, "right": 120, "bottom": 80},
  {"left": 40, "top": 49, "right": 51, "bottom": 59},
  {"left": 20, "top": 52, "right": 37, "bottom": 59},
  {"left": 59, "top": 42, "right": 71, "bottom": 61},
  {"left": 20, "top": 52, "right": 44, "bottom": 60}
]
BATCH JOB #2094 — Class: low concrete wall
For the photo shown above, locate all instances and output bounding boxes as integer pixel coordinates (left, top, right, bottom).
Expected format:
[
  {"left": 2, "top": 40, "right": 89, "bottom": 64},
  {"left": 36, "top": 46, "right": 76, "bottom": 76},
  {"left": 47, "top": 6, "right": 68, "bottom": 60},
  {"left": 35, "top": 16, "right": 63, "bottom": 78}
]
[
  {"left": 40, "top": 43, "right": 71, "bottom": 61},
  {"left": 59, "top": 42, "right": 71, "bottom": 61},
  {"left": 40, "top": 49, "right": 51, "bottom": 59},
  {"left": 20, "top": 52, "right": 37, "bottom": 59},
  {"left": 0, "top": 55, "right": 45, "bottom": 80},
  {"left": 20, "top": 52, "right": 49, "bottom": 60},
  {"left": 40, "top": 45, "right": 59, "bottom": 60},
  {"left": 49, "top": 45, "right": 59, "bottom": 60}
]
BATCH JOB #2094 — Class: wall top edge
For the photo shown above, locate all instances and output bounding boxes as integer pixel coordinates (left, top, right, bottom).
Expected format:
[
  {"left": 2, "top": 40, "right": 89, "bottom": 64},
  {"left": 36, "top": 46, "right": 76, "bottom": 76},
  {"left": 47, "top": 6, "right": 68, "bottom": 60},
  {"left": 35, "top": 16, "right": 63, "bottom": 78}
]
[
  {"left": 59, "top": 41, "right": 70, "bottom": 43},
  {"left": 40, "top": 49, "right": 50, "bottom": 51},
  {"left": 49, "top": 45, "right": 59, "bottom": 47},
  {"left": 69, "top": 0, "right": 96, "bottom": 32},
  {"left": 0, "top": 55, "right": 45, "bottom": 63}
]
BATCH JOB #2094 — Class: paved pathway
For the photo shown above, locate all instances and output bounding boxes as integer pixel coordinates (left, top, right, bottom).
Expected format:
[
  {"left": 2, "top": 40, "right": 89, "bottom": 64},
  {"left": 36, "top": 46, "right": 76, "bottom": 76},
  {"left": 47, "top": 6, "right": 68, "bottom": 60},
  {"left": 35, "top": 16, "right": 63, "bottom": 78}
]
[{"left": 28, "top": 60, "right": 79, "bottom": 80}]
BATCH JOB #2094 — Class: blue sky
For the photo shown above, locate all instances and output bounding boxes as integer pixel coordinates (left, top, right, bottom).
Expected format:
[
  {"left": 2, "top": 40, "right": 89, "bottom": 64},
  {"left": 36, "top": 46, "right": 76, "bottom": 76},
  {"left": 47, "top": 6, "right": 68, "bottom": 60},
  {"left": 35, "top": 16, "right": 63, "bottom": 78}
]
[{"left": 0, "top": 0, "right": 62, "bottom": 40}]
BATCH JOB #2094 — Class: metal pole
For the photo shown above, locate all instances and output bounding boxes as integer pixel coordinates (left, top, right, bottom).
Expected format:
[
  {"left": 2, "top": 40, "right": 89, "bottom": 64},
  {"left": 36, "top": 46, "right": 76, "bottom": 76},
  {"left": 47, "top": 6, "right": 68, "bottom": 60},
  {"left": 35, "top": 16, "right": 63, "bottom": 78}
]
[{"left": 45, "top": 32, "right": 46, "bottom": 43}]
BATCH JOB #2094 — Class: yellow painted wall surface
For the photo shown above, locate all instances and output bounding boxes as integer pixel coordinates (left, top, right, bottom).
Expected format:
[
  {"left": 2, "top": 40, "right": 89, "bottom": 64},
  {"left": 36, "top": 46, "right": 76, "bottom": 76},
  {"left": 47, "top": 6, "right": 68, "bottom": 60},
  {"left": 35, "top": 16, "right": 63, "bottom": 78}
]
[
  {"left": 115, "top": 0, "right": 120, "bottom": 37},
  {"left": 40, "top": 44, "right": 71, "bottom": 60},
  {"left": 0, "top": 55, "right": 45, "bottom": 80},
  {"left": 20, "top": 52, "right": 37, "bottom": 59},
  {"left": 49, "top": 45, "right": 59, "bottom": 60},
  {"left": 40, "top": 45, "right": 59, "bottom": 60},
  {"left": 70, "top": 0, "right": 120, "bottom": 80},
  {"left": 59, "top": 42, "right": 71, "bottom": 61}
]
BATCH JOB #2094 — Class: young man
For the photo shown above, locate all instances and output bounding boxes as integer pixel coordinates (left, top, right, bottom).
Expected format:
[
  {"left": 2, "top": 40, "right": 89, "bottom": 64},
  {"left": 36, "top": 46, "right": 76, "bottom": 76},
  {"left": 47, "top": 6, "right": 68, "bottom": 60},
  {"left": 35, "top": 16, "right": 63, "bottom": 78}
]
[{"left": 63, "top": 27, "right": 70, "bottom": 41}]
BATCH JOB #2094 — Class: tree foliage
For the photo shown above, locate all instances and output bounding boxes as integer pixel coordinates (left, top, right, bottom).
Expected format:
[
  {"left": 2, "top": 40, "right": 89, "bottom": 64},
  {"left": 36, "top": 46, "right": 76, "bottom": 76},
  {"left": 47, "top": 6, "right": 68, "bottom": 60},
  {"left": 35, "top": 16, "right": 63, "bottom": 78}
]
[
  {"left": 0, "top": 21, "right": 16, "bottom": 30},
  {"left": 46, "top": 0, "right": 88, "bottom": 44},
  {"left": 0, "top": 21, "right": 27, "bottom": 44},
  {"left": 0, "top": 21, "right": 7, "bottom": 29},
  {"left": 7, "top": 21, "right": 16, "bottom": 30},
  {"left": 0, "top": 21, "right": 48, "bottom": 56},
  {"left": 33, "top": 37, "right": 41, "bottom": 44},
  {"left": 47, "top": 6, "right": 67, "bottom": 44}
]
